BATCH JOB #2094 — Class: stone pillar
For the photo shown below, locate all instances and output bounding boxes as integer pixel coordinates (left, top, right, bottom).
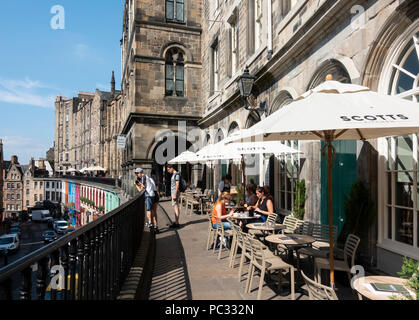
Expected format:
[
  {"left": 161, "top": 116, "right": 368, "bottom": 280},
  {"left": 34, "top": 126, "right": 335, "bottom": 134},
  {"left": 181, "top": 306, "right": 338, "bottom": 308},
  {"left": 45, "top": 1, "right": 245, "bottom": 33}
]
[{"left": 192, "top": 164, "right": 201, "bottom": 188}]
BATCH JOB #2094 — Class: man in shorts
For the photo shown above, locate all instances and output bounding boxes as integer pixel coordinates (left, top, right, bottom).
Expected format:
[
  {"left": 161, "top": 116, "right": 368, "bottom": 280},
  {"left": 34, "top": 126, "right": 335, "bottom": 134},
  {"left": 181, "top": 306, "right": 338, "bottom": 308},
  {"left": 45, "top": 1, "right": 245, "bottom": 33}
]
[
  {"left": 134, "top": 168, "right": 159, "bottom": 233},
  {"left": 167, "top": 164, "right": 181, "bottom": 228}
]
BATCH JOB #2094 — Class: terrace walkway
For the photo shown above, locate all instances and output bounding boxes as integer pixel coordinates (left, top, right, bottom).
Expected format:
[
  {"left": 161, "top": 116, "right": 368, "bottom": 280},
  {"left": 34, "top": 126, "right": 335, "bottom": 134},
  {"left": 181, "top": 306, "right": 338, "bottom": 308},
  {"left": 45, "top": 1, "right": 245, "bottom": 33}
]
[{"left": 145, "top": 200, "right": 358, "bottom": 300}]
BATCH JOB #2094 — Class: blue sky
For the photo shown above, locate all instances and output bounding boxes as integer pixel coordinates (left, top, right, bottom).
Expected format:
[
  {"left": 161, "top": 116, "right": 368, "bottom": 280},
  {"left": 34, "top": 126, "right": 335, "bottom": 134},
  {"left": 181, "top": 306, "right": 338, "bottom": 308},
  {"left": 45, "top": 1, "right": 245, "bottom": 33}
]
[{"left": 0, "top": 0, "right": 124, "bottom": 164}]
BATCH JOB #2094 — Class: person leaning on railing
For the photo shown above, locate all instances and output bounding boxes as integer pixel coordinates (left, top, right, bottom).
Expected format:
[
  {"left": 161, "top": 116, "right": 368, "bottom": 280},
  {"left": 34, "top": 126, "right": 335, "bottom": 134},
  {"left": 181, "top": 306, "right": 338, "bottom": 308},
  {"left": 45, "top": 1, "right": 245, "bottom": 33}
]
[{"left": 211, "top": 192, "right": 234, "bottom": 230}]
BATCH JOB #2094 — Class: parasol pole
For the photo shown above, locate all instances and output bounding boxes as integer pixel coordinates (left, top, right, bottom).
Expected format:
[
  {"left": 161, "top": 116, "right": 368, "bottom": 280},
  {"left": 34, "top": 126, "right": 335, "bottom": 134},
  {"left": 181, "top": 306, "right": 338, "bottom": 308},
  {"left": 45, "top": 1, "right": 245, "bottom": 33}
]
[
  {"left": 241, "top": 154, "right": 246, "bottom": 192},
  {"left": 325, "top": 130, "right": 335, "bottom": 289}
]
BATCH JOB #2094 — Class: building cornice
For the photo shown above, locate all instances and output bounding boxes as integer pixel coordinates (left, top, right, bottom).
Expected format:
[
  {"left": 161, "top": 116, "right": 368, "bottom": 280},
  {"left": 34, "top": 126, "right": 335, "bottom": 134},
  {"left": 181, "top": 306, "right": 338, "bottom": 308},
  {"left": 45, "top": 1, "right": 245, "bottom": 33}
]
[
  {"left": 136, "top": 19, "right": 202, "bottom": 34},
  {"left": 121, "top": 112, "right": 201, "bottom": 135}
]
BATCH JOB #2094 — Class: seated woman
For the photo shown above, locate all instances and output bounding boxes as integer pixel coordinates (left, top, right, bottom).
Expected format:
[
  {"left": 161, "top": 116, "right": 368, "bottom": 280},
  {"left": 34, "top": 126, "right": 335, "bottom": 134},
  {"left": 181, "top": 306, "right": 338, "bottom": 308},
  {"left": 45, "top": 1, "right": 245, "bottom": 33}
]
[
  {"left": 248, "top": 187, "right": 274, "bottom": 222},
  {"left": 211, "top": 192, "right": 234, "bottom": 230},
  {"left": 245, "top": 184, "right": 258, "bottom": 207}
]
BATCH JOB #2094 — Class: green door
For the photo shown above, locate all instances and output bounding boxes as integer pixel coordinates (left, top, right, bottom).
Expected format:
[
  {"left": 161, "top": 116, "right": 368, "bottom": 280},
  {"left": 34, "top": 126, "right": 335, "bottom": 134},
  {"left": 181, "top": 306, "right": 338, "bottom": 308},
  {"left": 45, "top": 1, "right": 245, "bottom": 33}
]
[
  {"left": 221, "top": 163, "right": 227, "bottom": 178},
  {"left": 321, "top": 140, "right": 357, "bottom": 237}
]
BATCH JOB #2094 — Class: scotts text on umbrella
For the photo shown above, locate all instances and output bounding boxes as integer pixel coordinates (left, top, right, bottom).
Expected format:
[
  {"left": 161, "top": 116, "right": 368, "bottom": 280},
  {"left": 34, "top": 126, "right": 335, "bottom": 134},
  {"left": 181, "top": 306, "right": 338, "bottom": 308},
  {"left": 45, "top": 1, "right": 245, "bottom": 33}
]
[{"left": 340, "top": 115, "right": 409, "bottom": 121}]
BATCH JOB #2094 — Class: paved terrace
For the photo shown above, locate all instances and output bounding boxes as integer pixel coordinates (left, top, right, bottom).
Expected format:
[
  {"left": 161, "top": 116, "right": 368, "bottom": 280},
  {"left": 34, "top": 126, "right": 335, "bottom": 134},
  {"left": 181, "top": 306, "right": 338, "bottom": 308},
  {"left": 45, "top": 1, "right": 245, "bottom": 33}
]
[{"left": 144, "top": 199, "right": 358, "bottom": 300}]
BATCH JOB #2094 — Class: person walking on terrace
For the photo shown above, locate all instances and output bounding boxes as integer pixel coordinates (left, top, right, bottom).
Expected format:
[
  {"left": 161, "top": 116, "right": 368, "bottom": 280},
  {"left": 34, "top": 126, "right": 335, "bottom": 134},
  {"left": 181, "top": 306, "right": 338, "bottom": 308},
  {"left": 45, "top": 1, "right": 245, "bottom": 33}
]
[
  {"left": 167, "top": 164, "right": 181, "bottom": 228},
  {"left": 134, "top": 168, "right": 159, "bottom": 233}
]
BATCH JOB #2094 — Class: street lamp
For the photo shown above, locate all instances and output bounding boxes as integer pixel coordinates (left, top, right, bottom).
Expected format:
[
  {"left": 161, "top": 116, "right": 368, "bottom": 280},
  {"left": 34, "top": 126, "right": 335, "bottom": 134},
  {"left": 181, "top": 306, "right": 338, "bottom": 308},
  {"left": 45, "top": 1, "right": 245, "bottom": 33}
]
[{"left": 238, "top": 66, "right": 256, "bottom": 110}]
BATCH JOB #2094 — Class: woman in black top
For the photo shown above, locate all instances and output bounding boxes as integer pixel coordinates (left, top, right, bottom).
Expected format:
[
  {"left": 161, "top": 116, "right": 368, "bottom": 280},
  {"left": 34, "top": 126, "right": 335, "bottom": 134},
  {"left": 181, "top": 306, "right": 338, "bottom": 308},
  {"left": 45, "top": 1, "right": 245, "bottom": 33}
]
[{"left": 249, "top": 187, "right": 274, "bottom": 222}]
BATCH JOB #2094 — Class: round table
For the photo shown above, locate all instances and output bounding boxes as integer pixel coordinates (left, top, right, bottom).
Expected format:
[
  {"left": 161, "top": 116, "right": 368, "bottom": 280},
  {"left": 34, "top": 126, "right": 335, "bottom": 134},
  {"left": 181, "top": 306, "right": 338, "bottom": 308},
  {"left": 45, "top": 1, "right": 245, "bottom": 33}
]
[
  {"left": 353, "top": 276, "right": 415, "bottom": 300},
  {"left": 247, "top": 222, "right": 286, "bottom": 232},
  {"left": 247, "top": 222, "right": 286, "bottom": 243},
  {"left": 265, "top": 234, "right": 316, "bottom": 274}
]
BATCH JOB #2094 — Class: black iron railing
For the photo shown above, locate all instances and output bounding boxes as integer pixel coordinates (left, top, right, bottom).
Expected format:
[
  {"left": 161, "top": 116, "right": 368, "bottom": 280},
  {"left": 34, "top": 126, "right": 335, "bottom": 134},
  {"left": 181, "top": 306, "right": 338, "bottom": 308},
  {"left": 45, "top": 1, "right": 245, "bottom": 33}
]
[
  {"left": 0, "top": 192, "right": 144, "bottom": 300},
  {"left": 60, "top": 176, "right": 117, "bottom": 187}
]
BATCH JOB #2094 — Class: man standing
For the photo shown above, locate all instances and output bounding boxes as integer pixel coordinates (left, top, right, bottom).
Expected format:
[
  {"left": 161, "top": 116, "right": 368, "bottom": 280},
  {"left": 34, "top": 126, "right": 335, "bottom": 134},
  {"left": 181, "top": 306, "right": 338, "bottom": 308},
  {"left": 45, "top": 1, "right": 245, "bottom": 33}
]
[
  {"left": 134, "top": 168, "right": 159, "bottom": 233},
  {"left": 216, "top": 174, "right": 232, "bottom": 202},
  {"left": 167, "top": 164, "right": 181, "bottom": 228}
]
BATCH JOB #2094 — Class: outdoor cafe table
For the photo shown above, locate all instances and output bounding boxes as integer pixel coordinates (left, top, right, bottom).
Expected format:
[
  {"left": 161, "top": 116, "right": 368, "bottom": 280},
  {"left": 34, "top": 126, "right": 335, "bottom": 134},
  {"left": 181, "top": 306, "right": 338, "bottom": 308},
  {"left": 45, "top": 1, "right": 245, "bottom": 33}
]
[
  {"left": 265, "top": 234, "right": 316, "bottom": 273},
  {"left": 246, "top": 222, "right": 286, "bottom": 242},
  {"left": 353, "top": 276, "right": 416, "bottom": 300}
]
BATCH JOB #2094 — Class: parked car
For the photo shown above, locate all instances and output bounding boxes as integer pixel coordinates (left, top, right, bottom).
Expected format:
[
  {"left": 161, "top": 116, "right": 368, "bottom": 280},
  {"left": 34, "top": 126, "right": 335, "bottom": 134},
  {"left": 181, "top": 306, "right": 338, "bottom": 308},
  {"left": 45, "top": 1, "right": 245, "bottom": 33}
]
[
  {"left": 0, "top": 234, "right": 20, "bottom": 253},
  {"left": 53, "top": 220, "right": 69, "bottom": 234},
  {"left": 42, "top": 230, "right": 58, "bottom": 243},
  {"left": 11, "top": 222, "right": 21, "bottom": 228},
  {"left": 9, "top": 226, "right": 21, "bottom": 237}
]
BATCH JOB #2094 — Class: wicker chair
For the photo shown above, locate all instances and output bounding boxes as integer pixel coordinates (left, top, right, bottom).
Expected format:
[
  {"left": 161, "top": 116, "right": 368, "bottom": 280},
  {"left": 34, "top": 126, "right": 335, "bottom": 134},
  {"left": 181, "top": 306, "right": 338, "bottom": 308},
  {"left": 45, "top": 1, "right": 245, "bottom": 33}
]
[
  {"left": 280, "top": 215, "right": 302, "bottom": 234},
  {"left": 237, "top": 231, "right": 254, "bottom": 282},
  {"left": 206, "top": 211, "right": 217, "bottom": 250},
  {"left": 212, "top": 216, "right": 233, "bottom": 260},
  {"left": 185, "top": 194, "right": 202, "bottom": 216},
  {"left": 245, "top": 237, "right": 295, "bottom": 300},
  {"left": 298, "top": 224, "right": 338, "bottom": 261},
  {"left": 227, "top": 219, "right": 242, "bottom": 268},
  {"left": 301, "top": 270, "right": 338, "bottom": 300},
  {"left": 248, "top": 213, "right": 278, "bottom": 238},
  {"left": 314, "top": 234, "right": 361, "bottom": 285}
]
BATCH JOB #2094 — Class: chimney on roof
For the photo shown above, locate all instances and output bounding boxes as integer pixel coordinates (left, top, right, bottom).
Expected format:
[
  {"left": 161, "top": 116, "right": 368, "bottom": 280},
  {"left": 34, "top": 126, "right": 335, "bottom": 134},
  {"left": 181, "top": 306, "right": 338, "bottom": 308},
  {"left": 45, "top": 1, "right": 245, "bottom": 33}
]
[
  {"left": 11, "top": 155, "right": 19, "bottom": 164},
  {"left": 30, "top": 157, "right": 35, "bottom": 175},
  {"left": 111, "top": 70, "right": 116, "bottom": 98}
]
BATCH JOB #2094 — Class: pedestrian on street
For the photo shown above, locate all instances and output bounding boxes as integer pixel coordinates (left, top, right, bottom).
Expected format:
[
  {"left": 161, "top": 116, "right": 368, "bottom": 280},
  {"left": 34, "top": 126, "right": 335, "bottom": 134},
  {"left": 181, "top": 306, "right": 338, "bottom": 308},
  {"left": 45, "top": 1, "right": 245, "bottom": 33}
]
[
  {"left": 167, "top": 164, "right": 181, "bottom": 228},
  {"left": 134, "top": 168, "right": 159, "bottom": 233}
]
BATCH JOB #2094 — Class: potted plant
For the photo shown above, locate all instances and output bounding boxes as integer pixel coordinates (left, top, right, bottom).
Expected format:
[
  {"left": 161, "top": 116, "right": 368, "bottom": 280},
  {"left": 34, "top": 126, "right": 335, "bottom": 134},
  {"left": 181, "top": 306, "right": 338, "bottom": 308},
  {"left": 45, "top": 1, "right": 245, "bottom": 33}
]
[
  {"left": 395, "top": 257, "right": 419, "bottom": 300},
  {"left": 292, "top": 179, "right": 306, "bottom": 220}
]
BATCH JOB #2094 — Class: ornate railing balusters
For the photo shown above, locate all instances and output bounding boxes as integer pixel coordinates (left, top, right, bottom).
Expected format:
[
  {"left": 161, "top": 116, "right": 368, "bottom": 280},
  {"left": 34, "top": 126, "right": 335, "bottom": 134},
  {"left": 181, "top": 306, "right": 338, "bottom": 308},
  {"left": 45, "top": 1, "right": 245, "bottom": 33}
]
[
  {"left": 36, "top": 257, "right": 49, "bottom": 300},
  {"left": 89, "top": 229, "right": 95, "bottom": 299},
  {"left": 97, "top": 223, "right": 104, "bottom": 299},
  {"left": 77, "top": 236, "right": 84, "bottom": 300},
  {"left": 60, "top": 244, "right": 69, "bottom": 300},
  {"left": 0, "top": 193, "right": 144, "bottom": 300},
  {"left": 83, "top": 232, "right": 91, "bottom": 300},
  {"left": 20, "top": 267, "right": 32, "bottom": 300},
  {"left": 68, "top": 240, "right": 77, "bottom": 300},
  {"left": 50, "top": 250, "right": 60, "bottom": 300}
]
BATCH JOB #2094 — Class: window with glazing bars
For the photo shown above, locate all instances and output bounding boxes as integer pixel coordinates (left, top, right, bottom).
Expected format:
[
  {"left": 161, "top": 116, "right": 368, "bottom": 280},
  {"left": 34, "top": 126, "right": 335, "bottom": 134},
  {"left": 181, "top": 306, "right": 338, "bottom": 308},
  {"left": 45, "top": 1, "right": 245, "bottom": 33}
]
[
  {"left": 165, "top": 48, "right": 185, "bottom": 97},
  {"left": 166, "top": 0, "right": 185, "bottom": 22}
]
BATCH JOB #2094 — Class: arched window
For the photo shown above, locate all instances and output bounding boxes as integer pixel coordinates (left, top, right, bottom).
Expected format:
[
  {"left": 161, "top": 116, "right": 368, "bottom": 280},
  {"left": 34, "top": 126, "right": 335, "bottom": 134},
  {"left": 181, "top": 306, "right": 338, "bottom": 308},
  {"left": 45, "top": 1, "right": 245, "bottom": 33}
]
[
  {"left": 245, "top": 111, "right": 261, "bottom": 129},
  {"left": 381, "top": 29, "right": 419, "bottom": 248},
  {"left": 388, "top": 33, "right": 419, "bottom": 101},
  {"left": 165, "top": 48, "right": 185, "bottom": 97},
  {"left": 228, "top": 122, "right": 239, "bottom": 136}
]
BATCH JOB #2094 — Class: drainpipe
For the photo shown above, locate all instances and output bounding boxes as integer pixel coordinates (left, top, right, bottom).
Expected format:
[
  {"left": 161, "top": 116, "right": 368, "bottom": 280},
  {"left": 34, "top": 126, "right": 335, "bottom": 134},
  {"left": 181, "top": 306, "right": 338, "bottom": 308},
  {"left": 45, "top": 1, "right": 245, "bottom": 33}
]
[{"left": 267, "top": 0, "right": 273, "bottom": 60}]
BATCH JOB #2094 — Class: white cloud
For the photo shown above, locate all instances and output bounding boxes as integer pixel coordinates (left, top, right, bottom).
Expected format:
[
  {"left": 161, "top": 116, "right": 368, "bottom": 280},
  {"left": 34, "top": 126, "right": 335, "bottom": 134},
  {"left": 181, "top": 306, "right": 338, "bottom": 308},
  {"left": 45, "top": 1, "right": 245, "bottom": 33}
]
[
  {"left": 1, "top": 136, "right": 51, "bottom": 164},
  {"left": 74, "top": 43, "right": 106, "bottom": 64},
  {"left": 74, "top": 43, "right": 89, "bottom": 59},
  {"left": 0, "top": 77, "right": 56, "bottom": 109}
]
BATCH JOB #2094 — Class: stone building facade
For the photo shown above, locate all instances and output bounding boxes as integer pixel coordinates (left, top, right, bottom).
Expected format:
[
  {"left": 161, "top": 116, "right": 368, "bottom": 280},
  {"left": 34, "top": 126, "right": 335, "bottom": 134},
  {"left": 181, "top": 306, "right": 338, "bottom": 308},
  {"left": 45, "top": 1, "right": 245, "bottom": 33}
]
[
  {"left": 2, "top": 156, "right": 24, "bottom": 219},
  {"left": 198, "top": 0, "right": 419, "bottom": 275},
  {"left": 54, "top": 75, "right": 123, "bottom": 176},
  {"left": 52, "top": 0, "right": 418, "bottom": 275},
  {"left": 0, "top": 139, "right": 4, "bottom": 221},
  {"left": 118, "top": 0, "right": 203, "bottom": 197},
  {"left": 23, "top": 158, "right": 54, "bottom": 210}
]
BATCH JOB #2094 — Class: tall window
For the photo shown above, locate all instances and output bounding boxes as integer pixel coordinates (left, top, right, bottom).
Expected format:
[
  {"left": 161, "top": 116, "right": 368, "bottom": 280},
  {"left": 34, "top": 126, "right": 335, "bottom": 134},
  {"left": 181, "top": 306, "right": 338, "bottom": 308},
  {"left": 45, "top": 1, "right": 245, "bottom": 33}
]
[
  {"left": 254, "top": 0, "right": 263, "bottom": 51},
  {"left": 384, "top": 33, "right": 419, "bottom": 248},
  {"left": 227, "top": 14, "right": 239, "bottom": 77},
  {"left": 279, "top": 0, "right": 297, "bottom": 21},
  {"left": 166, "top": 0, "right": 185, "bottom": 22},
  {"left": 165, "top": 48, "right": 185, "bottom": 97},
  {"left": 210, "top": 39, "right": 220, "bottom": 96}
]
